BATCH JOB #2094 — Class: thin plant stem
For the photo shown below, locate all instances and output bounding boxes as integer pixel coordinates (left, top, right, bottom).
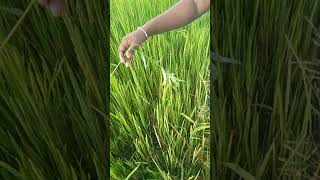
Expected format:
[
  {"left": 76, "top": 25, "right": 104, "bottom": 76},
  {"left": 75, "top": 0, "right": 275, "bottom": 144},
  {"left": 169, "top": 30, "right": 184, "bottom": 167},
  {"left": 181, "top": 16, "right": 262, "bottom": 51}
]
[{"left": 0, "top": 0, "right": 36, "bottom": 50}]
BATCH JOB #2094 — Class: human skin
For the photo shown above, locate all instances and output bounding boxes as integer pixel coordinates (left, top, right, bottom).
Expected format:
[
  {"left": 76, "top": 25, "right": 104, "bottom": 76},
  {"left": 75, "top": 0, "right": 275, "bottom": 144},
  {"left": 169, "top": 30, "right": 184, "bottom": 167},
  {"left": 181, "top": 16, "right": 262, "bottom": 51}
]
[
  {"left": 118, "top": 0, "right": 210, "bottom": 66},
  {"left": 38, "top": 0, "right": 65, "bottom": 16}
]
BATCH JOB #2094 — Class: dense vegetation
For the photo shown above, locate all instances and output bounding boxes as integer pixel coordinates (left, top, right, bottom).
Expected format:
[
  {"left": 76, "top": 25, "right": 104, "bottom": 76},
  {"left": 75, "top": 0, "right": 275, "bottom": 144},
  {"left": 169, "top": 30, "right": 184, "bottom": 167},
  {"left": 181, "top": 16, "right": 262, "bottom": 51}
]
[
  {"left": 0, "top": 0, "right": 108, "bottom": 179},
  {"left": 110, "top": 0, "right": 210, "bottom": 179},
  {"left": 212, "top": 0, "right": 320, "bottom": 179}
]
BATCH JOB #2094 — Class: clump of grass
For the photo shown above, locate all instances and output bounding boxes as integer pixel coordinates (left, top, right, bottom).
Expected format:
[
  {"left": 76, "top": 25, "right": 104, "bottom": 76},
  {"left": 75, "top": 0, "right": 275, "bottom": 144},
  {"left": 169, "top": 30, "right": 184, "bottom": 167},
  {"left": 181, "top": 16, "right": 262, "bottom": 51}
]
[
  {"left": 110, "top": 0, "right": 210, "bottom": 178},
  {"left": 0, "top": 0, "right": 108, "bottom": 179},
  {"left": 212, "top": 0, "right": 320, "bottom": 179}
]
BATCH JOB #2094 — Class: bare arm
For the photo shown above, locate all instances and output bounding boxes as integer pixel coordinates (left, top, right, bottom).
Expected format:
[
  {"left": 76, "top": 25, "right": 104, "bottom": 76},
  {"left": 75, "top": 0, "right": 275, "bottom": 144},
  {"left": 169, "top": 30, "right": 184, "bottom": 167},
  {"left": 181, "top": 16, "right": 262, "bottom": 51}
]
[
  {"left": 143, "top": 0, "right": 210, "bottom": 37},
  {"left": 118, "top": 0, "right": 210, "bottom": 65}
]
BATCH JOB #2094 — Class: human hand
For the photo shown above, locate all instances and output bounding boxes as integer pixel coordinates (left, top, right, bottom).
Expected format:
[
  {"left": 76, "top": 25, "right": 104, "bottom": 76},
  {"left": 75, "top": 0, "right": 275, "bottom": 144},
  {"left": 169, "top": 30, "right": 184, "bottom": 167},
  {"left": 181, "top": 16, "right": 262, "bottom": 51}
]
[
  {"left": 38, "top": 0, "right": 65, "bottom": 16},
  {"left": 118, "top": 28, "right": 148, "bottom": 66}
]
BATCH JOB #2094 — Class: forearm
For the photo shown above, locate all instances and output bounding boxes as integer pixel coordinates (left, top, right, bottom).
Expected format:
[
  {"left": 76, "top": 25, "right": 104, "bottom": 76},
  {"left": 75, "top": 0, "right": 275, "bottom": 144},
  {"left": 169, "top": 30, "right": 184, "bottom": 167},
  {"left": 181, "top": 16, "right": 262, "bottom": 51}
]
[{"left": 142, "top": 0, "right": 210, "bottom": 37}]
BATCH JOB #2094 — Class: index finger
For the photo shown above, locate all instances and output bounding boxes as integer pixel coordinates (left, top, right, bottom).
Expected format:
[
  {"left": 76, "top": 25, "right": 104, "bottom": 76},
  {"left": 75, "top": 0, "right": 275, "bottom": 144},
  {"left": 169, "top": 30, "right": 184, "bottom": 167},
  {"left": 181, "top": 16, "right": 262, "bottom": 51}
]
[{"left": 118, "top": 40, "right": 130, "bottom": 63}]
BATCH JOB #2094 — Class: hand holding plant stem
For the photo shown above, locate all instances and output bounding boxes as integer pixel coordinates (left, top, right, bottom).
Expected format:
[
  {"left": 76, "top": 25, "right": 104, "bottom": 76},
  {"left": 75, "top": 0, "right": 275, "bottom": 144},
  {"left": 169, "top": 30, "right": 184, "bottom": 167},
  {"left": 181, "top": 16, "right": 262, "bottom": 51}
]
[
  {"left": 118, "top": 29, "right": 148, "bottom": 66},
  {"left": 118, "top": 0, "right": 210, "bottom": 67}
]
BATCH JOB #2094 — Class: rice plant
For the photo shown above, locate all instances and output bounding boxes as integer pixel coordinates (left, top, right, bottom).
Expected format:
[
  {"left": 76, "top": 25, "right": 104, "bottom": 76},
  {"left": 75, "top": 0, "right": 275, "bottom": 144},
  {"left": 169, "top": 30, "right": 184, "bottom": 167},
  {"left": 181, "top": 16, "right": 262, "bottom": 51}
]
[
  {"left": 110, "top": 0, "right": 210, "bottom": 179},
  {"left": 0, "top": 0, "right": 108, "bottom": 179},
  {"left": 212, "top": 0, "right": 320, "bottom": 179}
]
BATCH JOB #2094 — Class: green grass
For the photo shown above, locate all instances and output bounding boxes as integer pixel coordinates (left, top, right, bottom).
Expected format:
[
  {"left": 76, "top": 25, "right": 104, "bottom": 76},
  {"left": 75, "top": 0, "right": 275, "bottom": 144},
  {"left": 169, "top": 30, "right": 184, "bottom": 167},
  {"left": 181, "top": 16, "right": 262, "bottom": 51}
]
[
  {"left": 110, "top": 0, "right": 210, "bottom": 179},
  {"left": 4, "top": 0, "right": 318, "bottom": 179},
  {"left": 212, "top": 0, "right": 320, "bottom": 179},
  {"left": 0, "top": 0, "right": 108, "bottom": 179}
]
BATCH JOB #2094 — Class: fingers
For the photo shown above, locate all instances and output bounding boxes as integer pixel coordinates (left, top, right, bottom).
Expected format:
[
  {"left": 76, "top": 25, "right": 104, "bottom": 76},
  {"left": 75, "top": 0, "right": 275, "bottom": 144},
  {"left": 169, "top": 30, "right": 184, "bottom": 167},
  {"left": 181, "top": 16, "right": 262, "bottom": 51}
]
[
  {"left": 49, "top": 0, "right": 65, "bottom": 16},
  {"left": 118, "top": 36, "right": 140, "bottom": 67},
  {"left": 123, "top": 43, "right": 139, "bottom": 65},
  {"left": 125, "top": 43, "right": 139, "bottom": 59},
  {"left": 38, "top": 0, "right": 49, "bottom": 6},
  {"left": 118, "top": 38, "right": 130, "bottom": 64},
  {"left": 38, "top": 0, "right": 65, "bottom": 16}
]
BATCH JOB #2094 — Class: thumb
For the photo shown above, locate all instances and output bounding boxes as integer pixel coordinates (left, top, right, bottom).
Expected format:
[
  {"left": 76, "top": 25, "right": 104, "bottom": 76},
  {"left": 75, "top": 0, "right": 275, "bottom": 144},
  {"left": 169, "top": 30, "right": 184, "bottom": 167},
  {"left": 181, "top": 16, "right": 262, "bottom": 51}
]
[{"left": 125, "top": 43, "right": 139, "bottom": 59}]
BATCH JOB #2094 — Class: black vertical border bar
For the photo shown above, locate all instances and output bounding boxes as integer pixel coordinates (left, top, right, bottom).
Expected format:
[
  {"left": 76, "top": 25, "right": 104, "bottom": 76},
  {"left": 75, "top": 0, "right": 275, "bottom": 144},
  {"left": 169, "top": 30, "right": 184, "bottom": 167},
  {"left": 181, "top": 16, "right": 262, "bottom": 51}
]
[
  {"left": 106, "top": 0, "right": 110, "bottom": 179},
  {"left": 209, "top": 0, "right": 214, "bottom": 179}
]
